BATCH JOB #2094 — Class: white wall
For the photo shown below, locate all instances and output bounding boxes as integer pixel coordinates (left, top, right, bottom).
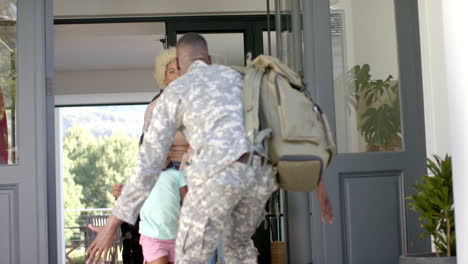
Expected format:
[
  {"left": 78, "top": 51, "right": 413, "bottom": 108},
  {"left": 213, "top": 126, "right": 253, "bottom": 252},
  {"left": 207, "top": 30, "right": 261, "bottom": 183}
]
[
  {"left": 332, "top": 0, "right": 400, "bottom": 153},
  {"left": 55, "top": 68, "right": 159, "bottom": 95},
  {"left": 418, "top": 0, "right": 450, "bottom": 157},
  {"left": 331, "top": 0, "right": 449, "bottom": 156},
  {"left": 54, "top": 0, "right": 267, "bottom": 17},
  {"left": 335, "top": 0, "right": 399, "bottom": 79},
  {"left": 351, "top": 0, "right": 399, "bottom": 79}
]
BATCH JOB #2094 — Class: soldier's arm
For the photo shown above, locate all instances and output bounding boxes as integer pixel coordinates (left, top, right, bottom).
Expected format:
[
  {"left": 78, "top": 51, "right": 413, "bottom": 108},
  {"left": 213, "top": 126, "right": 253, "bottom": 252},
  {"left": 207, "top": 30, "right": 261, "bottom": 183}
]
[{"left": 111, "top": 89, "right": 184, "bottom": 224}]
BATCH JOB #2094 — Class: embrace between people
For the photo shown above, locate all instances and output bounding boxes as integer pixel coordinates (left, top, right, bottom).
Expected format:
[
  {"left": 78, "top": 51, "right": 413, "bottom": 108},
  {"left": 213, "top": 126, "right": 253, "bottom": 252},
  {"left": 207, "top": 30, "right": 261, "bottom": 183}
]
[{"left": 86, "top": 33, "right": 334, "bottom": 264}]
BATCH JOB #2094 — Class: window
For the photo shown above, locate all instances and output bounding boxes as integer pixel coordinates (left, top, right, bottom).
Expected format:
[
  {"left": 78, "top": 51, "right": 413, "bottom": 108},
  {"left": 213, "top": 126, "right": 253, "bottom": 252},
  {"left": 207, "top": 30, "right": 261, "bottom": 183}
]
[{"left": 0, "top": 0, "right": 17, "bottom": 164}]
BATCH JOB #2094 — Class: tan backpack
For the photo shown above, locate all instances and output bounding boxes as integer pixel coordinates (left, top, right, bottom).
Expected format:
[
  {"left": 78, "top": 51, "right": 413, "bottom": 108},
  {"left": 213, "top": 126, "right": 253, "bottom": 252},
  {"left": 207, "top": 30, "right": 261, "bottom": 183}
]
[{"left": 243, "top": 55, "right": 336, "bottom": 192}]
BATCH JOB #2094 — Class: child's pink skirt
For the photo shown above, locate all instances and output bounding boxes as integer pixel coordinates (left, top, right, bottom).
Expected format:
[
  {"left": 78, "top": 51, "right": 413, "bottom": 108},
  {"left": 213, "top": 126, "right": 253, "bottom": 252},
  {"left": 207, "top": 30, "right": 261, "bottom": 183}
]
[{"left": 139, "top": 234, "right": 176, "bottom": 263}]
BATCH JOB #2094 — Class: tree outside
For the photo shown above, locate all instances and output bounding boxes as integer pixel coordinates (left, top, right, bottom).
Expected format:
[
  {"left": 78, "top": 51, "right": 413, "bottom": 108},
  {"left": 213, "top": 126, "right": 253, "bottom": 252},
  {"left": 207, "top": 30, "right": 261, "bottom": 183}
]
[
  {"left": 62, "top": 123, "right": 140, "bottom": 259},
  {"left": 59, "top": 102, "right": 146, "bottom": 263},
  {"left": 64, "top": 125, "right": 139, "bottom": 209}
]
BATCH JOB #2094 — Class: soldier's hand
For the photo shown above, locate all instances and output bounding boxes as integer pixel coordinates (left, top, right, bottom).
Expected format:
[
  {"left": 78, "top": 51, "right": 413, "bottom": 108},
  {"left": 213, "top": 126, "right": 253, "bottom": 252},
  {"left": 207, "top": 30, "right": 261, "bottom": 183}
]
[
  {"left": 316, "top": 179, "right": 334, "bottom": 224},
  {"left": 87, "top": 224, "right": 103, "bottom": 233},
  {"left": 86, "top": 215, "right": 122, "bottom": 264}
]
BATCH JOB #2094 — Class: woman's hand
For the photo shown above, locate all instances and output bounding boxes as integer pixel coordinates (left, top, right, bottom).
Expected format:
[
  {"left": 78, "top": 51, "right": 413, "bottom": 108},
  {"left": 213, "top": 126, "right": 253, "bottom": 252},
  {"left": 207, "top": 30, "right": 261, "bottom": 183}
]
[{"left": 179, "top": 152, "right": 189, "bottom": 171}]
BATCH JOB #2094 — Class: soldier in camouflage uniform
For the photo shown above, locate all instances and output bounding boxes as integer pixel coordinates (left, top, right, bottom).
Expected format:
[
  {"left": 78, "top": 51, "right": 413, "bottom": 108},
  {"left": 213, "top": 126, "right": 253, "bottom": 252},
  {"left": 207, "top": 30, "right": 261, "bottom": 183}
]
[{"left": 86, "top": 33, "right": 278, "bottom": 264}]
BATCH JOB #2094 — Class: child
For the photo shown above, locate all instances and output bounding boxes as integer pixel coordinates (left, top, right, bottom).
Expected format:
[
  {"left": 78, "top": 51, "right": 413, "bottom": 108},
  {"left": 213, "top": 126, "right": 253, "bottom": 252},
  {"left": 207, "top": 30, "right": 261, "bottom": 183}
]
[{"left": 138, "top": 132, "right": 189, "bottom": 264}]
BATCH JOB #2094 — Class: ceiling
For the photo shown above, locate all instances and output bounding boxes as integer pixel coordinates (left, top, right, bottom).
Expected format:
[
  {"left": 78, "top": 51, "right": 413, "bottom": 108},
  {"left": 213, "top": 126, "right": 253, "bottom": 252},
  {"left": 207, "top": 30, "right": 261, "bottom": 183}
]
[
  {"left": 54, "top": 22, "right": 166, "bottom": 71},
  {"left": 54, "top": 22, "right": 248, "bottom": 71}
]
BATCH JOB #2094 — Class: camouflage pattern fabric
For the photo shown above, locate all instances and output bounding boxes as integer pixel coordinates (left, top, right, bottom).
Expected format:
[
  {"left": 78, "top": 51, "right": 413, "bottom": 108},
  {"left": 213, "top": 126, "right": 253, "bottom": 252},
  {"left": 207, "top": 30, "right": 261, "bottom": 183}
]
[
  {"left": 112, "top": 60, "right": 277, "bottom": 263},
  {"left": 175, "top": 156, "right": 277, "bottom": 264}
]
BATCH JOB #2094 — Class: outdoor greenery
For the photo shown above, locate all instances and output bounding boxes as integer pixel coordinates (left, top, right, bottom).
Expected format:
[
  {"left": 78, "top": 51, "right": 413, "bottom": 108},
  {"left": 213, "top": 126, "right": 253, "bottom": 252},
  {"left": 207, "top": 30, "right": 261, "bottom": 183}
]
[
  {"left": 0, "top": 8, "right": 17, "bottom": 163},
  {"left": 0, "top": 51, "right": 16, "bottom": 164},
  {"left": 64, "top": 125, "right": 139, "bottom": 208},
  {"left": 63, "top": 125, "right": 139, "bottom": 242},
  {"left": 0, "top": 0, "right": 16, "bottom": 18},
  {"left": 0, "top": 50, "right": 15, "bottom": 109},
  {"left": 346, "top": 64, "right": 401, "bottom": 150},
  {"left": 1, "top": 0, "right": 17, "bottom": 165},
  {"left": 0, "top": 1, "right": 17, "bottom": 119},
  {"left": 407, "top": 155, "right": 456, "bottom": 256}
]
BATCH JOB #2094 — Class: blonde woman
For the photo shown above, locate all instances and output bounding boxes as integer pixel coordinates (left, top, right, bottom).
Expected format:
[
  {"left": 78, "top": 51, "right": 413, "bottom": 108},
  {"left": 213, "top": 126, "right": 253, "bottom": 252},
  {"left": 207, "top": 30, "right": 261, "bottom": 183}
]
[
  {"left": 103, "top": 47, "right": 185, "bottom": 264},
  {"left": 141, "top": 47, "right": 179, "bottom": 142},
  {"left": 114, "top": 47, "right": 180, "bottom": 198}
]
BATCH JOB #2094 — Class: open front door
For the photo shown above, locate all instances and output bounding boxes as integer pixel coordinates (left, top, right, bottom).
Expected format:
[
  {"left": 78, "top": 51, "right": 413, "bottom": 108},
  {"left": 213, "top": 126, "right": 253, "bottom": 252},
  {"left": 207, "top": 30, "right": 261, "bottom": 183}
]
[
  {"left": 303, "top": 0, "right": 430, "bottom": 263},
  {"left": 269, "top": 0, "right": 430, "bottom": 262},
  {"left": 0, "top": 0, "right": 52, "bottom": 263}
]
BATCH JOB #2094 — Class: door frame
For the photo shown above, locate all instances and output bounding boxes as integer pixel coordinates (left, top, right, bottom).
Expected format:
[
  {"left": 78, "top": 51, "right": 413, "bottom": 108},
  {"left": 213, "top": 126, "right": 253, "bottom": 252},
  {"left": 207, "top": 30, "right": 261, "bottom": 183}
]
[
  {"left": 51, "top": 14, "right": 281, "bottom": 263},
  {"left": 0, "top": 0, "right": 52, "bottom": 263}
]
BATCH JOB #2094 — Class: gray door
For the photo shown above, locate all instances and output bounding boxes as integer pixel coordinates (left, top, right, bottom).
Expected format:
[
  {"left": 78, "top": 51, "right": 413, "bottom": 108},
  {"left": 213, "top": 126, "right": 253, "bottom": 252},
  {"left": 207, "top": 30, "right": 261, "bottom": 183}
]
[
  {"left": 0, "top": 0, "right": 52, "bottom": 263},
  {"left": 301, "top": 0, "right": 430, "bottom": 263}
]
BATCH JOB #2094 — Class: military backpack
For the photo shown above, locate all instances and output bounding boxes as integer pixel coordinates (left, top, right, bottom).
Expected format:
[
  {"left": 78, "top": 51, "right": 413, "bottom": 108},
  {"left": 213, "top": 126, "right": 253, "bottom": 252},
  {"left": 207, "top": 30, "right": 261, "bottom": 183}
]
[{"left": 243, "top": 55, "right": 336, "bottom": 192}]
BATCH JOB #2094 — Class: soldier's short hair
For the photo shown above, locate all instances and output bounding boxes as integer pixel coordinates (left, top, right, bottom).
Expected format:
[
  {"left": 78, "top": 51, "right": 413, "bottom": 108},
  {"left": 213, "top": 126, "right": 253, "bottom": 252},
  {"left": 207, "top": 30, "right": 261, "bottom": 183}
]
[{"left": 177, "top": 33, "right": 209, "bottom": 51}]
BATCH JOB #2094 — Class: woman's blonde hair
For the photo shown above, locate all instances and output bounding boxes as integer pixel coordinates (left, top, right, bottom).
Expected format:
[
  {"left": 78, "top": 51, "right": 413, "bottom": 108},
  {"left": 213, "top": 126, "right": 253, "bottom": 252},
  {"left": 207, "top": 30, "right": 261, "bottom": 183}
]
[{"left": 154, "top": 47, "right": 177, "bottom": 89}]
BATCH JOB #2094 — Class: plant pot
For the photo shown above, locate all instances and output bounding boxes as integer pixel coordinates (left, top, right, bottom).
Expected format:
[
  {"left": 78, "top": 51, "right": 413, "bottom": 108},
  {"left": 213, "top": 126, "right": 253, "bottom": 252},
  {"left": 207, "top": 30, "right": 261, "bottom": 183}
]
[{"left": 400, "top": 253, "right": 456, "bottom": 264}]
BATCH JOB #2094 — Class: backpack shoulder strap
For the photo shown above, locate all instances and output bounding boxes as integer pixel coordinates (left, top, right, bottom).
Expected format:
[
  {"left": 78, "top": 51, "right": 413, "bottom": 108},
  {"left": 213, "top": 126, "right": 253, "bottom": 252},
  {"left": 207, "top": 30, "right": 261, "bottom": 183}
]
[
  {"left": 251, "top": 55, "right": 303, "bottom": 88},
  {"left": 243, "top": 65, "right": 264, "bottom": 143}
]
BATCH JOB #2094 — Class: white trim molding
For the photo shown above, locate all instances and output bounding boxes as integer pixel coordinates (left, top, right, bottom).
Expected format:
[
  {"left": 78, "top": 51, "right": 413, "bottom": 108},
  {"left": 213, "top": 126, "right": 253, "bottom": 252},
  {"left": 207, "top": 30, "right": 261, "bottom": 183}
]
[{"left": 55, "top": 92, "right": 156, "bottom": 106}]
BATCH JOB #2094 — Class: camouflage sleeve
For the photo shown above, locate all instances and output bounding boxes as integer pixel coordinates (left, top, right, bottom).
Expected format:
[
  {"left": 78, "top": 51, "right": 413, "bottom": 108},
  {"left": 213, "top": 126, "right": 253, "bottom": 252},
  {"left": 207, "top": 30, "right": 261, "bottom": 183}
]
[{"left": 112, "top": 89, "right": 183, "bottom": 224}]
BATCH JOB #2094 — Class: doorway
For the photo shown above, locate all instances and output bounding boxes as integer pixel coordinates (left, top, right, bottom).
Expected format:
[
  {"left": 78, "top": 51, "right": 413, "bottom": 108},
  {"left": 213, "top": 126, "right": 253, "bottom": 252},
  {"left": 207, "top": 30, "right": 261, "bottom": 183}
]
[
  {"left": 50, "top": 2, "right": 427, "bottom": 263},
  {"left": 54, "top": 16, "right": 279, "bottom": 264}
]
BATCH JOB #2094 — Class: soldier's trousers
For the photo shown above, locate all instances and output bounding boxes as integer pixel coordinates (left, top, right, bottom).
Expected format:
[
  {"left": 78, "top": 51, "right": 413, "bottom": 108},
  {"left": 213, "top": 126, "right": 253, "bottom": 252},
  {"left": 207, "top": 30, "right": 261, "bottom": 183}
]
[{"left": 175, "top": 156, "right": 278, "bottom": 264}]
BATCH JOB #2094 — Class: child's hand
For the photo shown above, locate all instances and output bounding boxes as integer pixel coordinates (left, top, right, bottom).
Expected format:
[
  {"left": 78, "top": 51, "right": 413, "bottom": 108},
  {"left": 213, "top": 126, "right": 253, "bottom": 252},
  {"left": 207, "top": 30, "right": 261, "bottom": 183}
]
[{"left": 112, "top": 184, "right": 123, "bottom": 199}]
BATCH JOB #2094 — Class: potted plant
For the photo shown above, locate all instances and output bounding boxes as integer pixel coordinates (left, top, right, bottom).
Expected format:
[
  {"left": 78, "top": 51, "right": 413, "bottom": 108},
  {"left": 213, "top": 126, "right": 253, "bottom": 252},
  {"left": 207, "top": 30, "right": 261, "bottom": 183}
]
[
  {"left": 345, "top": 64, "right": 401, "bottom": 151},
  {"left": 400, "top": 155, "right": 456, "bottom": 263}
]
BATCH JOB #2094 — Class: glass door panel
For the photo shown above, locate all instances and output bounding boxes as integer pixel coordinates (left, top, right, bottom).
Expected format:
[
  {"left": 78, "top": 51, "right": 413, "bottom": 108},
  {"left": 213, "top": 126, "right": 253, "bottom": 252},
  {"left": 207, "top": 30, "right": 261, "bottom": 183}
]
[
  {"left": 331, "top": 0, "right": 403, "bottom": 153},
  {"left": 0, "top": 0, "right": 17, "bottom": 164}
]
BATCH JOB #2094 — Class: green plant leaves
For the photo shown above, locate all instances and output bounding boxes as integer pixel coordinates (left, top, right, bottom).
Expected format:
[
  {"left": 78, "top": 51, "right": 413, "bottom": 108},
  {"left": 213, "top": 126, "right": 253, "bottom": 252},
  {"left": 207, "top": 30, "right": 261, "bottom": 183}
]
[
  {"left": 345, "top": 64, "right": 401, "bottom": 148},
  {"left": 64, "top": 125, "right": 139, "bottom": 209},
  {"left": 407, "top": 155, "right": 456, "bottom": 256},
  {"left": 360, "top": 104, "right": 400, "bottom": 146}
]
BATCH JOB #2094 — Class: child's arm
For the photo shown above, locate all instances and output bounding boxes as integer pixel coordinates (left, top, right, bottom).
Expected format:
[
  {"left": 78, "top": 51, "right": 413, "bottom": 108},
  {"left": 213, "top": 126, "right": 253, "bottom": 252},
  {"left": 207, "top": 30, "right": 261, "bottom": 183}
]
[{"left": 179, "top": 186, "right": 188, "bottom": 206}]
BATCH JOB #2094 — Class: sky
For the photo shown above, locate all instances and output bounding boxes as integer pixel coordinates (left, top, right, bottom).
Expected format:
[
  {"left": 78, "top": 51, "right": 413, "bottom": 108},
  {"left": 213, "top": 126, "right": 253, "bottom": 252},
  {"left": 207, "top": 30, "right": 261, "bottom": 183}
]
[{"left": 59, "top": 104, "right": 147, "bottom": 139}]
